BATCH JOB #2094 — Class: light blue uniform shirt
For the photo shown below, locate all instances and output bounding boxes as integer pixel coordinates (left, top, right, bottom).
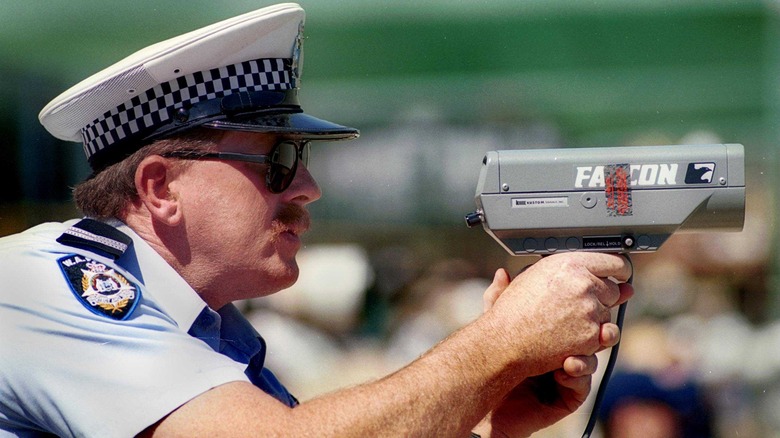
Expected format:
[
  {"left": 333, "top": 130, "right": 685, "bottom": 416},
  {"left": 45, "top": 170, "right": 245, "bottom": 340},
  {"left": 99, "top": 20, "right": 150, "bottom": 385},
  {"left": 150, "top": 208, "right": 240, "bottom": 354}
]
[{"left": 0, "top": 219, "right": 296, "bottom": 437}]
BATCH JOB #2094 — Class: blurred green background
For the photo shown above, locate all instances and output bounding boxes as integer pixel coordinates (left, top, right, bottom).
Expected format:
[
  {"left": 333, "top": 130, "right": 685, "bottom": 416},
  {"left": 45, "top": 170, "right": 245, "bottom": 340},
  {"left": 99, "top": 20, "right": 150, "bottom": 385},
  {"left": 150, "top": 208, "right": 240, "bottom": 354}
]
[
  {"left": 1, "top": 1, "right": 778, "bottom": 435},
  {"left": 1, "top": 0, "right": 775, "bottom": 218}
]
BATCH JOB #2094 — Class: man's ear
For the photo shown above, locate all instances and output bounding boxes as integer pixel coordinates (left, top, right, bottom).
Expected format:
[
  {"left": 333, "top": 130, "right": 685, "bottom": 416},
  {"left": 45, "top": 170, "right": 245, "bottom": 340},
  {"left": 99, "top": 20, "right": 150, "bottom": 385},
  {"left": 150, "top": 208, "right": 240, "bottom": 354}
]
[{"left": 134, "top": 156, "right": 183, "bottom": 226}]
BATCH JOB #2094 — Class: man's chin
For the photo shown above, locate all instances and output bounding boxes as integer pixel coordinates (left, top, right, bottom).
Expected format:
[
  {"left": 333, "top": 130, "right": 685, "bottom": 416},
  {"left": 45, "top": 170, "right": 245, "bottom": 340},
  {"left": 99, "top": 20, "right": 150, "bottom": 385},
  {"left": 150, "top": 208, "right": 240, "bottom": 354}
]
[
  {"left": 279, "top": 269, "right": 299, "bottom": 291},
  {"left": 269, "top": 260, "right": 299, "bottom": 293},
  {"left": 228, "top": 260, "right": 299, "bottom": 299}
]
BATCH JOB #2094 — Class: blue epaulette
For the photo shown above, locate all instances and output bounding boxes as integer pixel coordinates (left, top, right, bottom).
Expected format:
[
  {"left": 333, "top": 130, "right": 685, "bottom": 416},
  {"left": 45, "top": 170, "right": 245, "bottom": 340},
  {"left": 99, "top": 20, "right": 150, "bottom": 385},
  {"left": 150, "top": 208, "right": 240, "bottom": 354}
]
[{"left": 56, "top": 218, "right": 133, "bottom": 260}]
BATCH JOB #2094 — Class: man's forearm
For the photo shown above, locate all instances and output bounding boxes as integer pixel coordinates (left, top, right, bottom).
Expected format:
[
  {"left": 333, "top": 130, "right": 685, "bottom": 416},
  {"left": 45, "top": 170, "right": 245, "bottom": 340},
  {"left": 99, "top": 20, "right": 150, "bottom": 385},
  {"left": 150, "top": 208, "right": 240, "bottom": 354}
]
[
  {"left": 292, "top": 314, "right": 527, "bottom": 436},
  {"left": 144, "top": 253, "right": 631, "bottom": 437}
]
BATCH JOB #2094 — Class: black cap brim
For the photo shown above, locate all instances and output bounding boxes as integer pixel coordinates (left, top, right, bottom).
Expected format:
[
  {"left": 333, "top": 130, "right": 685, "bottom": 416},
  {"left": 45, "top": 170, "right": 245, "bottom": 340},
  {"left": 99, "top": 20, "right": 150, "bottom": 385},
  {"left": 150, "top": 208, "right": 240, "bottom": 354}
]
[{"left": 205, "top": 112, "right": 359, "bottom": 141}]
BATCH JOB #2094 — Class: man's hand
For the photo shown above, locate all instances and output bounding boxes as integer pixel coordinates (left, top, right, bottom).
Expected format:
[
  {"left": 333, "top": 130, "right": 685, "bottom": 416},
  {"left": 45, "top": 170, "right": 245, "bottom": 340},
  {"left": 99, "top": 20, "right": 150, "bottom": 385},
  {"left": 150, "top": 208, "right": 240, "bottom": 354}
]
[
  {"left": 474, "top": 355, "right": 598, "bottom": 438},
  {"left": 475, "top": 255, "right": 633, "bottom": 437},
  {"left": 483, "top": 253, "right": 632, "bottom": 376}
]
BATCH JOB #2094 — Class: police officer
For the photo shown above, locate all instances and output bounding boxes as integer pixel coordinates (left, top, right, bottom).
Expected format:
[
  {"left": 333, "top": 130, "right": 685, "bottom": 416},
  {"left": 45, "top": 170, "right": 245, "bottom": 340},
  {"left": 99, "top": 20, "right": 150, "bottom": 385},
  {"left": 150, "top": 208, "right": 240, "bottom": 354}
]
[{"left": 0, "top": 3, "right": 633, "bottom": 437}]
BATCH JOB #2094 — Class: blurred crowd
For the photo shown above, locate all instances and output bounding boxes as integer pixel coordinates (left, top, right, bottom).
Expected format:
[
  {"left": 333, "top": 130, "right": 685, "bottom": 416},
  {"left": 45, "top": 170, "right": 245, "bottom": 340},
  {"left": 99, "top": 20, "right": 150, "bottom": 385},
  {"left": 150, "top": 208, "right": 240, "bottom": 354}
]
[
  {"left": 236, "top": 181, "right": 776, "bottom": 437},
  {"left": 1, "top": 122, "right": 771, "bottom": 436}
]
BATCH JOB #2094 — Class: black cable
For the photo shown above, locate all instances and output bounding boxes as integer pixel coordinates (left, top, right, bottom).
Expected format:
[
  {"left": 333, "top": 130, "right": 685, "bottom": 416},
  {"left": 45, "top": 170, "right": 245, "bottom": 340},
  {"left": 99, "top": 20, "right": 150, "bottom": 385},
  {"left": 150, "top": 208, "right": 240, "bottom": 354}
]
[
  {"left": 581, "top": 266, "right": 632, "bottom": 438},
  {"left": 580, "top": 301, "right": 627, "bottom": 437}
]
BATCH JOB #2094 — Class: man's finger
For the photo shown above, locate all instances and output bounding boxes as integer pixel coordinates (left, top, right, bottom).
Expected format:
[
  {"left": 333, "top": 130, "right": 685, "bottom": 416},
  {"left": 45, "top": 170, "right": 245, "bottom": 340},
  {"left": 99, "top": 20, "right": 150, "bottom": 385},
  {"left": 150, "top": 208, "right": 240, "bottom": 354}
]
[
  {"left": 562, "top": 355, "right": 598, "bottom": 377},
  {"left": 574, "top": 253, "right": 633, "bottom": 283},
  {"left": 599, "top": 323, "right": 621, "bottom": 348},
  {"left": 553, "top": 370, "right": 592, "bottom": 403},
  {"left": 615, "top": 282, "right": 634, "bottom": 306}
]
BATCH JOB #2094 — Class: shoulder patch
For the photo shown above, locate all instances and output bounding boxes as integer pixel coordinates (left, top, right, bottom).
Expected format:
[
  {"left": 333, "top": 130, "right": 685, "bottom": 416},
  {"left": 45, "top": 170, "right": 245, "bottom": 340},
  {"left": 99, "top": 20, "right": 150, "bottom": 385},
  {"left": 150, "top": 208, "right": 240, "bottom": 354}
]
[{"left": 58, "top": 255, "right": 140, "bottom": 320}]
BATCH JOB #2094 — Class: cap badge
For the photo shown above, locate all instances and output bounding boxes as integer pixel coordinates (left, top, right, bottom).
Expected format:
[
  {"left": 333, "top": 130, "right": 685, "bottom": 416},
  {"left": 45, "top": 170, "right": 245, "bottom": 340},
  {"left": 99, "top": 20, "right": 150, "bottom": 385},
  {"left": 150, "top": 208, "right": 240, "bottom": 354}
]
[
  {"left": 58, "top": 255, "right": 140, "bottom": 320},
  {"left": 291, "top": 21, "right": 304, "bottom": 87}
]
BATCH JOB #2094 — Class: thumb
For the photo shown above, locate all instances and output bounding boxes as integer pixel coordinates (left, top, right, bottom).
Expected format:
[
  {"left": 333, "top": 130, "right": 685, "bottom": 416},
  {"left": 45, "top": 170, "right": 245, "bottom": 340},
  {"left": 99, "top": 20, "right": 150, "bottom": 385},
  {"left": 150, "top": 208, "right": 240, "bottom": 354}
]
[{"left": 483, "top": 268, "right": 511, "bottom": 312}]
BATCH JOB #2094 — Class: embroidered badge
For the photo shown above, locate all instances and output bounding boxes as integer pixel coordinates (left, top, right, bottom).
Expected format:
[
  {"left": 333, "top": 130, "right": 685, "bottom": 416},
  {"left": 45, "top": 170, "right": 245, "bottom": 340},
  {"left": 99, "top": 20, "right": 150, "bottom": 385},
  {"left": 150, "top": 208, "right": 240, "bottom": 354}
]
[
  {"left": 291, "top": 21, "right": 304, "bottom": 87},
  {"left": 58, "top": 255, "right": 140, "bottom": 320}
]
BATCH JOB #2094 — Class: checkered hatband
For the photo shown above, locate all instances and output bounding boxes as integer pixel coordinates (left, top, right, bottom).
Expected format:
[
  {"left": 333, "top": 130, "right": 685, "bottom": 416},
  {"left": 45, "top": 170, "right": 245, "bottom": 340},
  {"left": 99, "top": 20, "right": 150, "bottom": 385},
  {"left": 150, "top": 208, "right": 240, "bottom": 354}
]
[{"left": 81, "top": 58, "right": 293, "bottom": 159}]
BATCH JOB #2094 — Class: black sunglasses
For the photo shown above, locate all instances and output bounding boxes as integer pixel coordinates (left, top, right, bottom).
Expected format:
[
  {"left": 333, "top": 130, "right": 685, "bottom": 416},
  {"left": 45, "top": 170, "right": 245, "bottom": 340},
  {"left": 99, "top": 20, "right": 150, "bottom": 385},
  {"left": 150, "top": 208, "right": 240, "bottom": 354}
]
[{"left": 163, "top": 140, "right": 310, "bottom": 193}]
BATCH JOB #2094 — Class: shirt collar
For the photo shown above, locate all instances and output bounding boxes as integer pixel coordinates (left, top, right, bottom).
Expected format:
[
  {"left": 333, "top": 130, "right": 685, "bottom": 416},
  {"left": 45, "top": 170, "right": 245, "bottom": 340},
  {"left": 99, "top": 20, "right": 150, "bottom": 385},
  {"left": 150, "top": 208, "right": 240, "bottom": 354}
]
[
  {"left": 110, "top": 219, "right": 264, "bottom": 361},
  {"left": 217, "top": 304, "right": 264, "bottom": 363}
]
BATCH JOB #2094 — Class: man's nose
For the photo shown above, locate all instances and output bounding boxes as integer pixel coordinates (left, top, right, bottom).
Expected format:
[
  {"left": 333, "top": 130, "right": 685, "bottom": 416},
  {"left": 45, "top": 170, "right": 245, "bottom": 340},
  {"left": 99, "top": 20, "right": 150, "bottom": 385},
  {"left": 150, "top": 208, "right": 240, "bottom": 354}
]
[{"left": 285, "top": 163, "right": 322, "bottom": 205}]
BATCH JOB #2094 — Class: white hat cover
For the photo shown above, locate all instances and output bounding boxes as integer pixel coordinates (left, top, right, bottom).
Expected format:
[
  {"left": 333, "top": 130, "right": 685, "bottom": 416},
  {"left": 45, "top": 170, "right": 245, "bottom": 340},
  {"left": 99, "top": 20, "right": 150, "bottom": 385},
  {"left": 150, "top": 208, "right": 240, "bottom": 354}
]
[{"left": 39, "top": 3, "right": 358, "bottom": 171}]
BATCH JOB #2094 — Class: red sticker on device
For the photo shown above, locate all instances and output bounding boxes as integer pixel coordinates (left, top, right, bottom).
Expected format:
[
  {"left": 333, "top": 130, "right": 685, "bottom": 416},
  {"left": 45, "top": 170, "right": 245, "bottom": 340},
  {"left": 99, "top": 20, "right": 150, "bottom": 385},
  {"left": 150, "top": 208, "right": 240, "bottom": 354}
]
[{"left": 605, "top": 163, "right": 632, "bottom": 216}]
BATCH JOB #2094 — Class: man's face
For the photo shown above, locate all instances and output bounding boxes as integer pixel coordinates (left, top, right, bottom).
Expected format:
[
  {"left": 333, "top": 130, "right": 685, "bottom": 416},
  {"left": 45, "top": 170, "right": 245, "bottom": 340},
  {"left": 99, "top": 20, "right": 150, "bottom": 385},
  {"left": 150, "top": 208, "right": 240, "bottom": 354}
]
[{"left": 171, "top": 130, "right": 322, "bottom": 304}]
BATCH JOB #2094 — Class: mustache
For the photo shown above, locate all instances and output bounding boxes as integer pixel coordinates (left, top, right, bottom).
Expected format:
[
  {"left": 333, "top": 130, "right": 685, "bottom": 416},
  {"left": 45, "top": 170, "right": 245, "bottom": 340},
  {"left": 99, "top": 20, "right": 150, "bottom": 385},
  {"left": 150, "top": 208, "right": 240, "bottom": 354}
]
[{"left": 272, "top": 204, "right": 310, "bottom": 235}]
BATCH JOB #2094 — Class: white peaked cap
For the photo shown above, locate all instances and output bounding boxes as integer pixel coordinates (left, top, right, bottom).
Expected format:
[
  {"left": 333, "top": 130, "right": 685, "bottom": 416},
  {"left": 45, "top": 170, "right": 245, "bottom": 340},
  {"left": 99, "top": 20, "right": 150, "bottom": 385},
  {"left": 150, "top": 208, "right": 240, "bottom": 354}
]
[{"left": 39, "top": 3, "right": 358, "bottom": 172}]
